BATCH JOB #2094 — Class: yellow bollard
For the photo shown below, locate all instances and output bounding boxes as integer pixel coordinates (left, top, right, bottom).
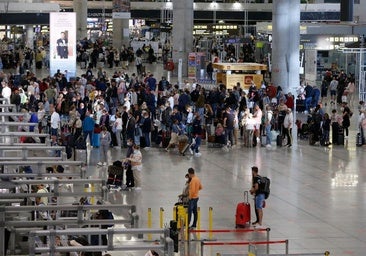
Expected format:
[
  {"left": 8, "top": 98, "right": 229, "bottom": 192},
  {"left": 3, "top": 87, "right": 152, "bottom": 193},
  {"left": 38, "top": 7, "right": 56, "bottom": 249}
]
[
  {"left": 147, "top": 208, "right": 152, "bottom": 241},
  {"left": 173, "top": 206, "right": 177, "bottom": 221},
  {"left": 185, "top": 207, "right": 189, "bottom": 241},
  {"left": 159, "top": 207, "right": 164, "bottom": 229},
  {"left": 208, "top": 207, "right": 213, "bottom": 240},
  {"left": 90, "top": 183, "right": 95, "bottom": 205},
  {"left": 197, "top": 207, "right": 201, "bottom": 240}
]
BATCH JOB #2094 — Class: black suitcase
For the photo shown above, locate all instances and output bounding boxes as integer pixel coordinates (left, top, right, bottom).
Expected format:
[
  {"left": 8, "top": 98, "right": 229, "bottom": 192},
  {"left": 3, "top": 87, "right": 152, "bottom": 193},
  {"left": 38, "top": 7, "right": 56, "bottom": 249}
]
[
  {"left": 337, "top": 127, "right": 344, "bottom": 145},
  {"left": 140, "top": 136, "right": 146, "bottom": 148},
  {"left": 107, "top": 174, "right": 123, "bottom": 187},
  {"left": 356, "top": 132, "right": 363, "bottom": 147},
  {"left": 276, "top": 135, "right": 283, "bottom": 147},
  {"left": 331, "top": 122, "right": 340, "bottom": 144},
  {"left": 296, "top": 99, "right": 305, "bottom": 112}
]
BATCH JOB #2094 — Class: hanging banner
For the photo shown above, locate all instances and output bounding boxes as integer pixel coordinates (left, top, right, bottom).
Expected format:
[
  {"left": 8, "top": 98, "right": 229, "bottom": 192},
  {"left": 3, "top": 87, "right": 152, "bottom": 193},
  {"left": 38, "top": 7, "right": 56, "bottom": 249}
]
[
  {"left": 49, "top": 12, "right": 77, "bottom": 80},
  {"left": 113, "top": 0, "right": 131, "bottom": 18}
]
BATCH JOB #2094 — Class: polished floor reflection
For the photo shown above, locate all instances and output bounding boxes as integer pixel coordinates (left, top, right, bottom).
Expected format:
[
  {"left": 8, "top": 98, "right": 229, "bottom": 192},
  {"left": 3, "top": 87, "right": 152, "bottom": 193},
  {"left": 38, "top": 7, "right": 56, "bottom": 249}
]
[{"left": 10, "top": 63, "right": 366, "bottom": 256}]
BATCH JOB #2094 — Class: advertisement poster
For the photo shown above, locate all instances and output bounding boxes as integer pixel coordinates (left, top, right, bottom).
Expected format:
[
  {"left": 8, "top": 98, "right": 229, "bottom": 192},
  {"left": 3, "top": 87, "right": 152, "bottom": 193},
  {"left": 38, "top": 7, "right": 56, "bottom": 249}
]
[
  {"left": 113, "top": 0, "right": 130, "bottom": 12},
  {"left": 50, "top": 12, "right": 76, "bottom": 80},
  {"left": 188, "top": 53, "right": 196, "bottom": 79}
]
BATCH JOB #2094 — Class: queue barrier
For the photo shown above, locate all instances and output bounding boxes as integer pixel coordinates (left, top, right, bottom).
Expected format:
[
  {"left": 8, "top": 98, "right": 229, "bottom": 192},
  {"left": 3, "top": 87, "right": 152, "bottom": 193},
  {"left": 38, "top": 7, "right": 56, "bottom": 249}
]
[
  {"left": 191, "top": 228, "right": 270, "bottom": 254},
  {"left": 0, "top": 160, "right": 86, "bottom": 179},
  {"left": 0, "top": 178, "right": 107, "bottom": 200},
  {"left": 0, "top": 144, "right": 65, "bottom": 161},
  {"left": 202, "top": 239, "right": 289, "bottom": 256},
  {"left": 1, "top": 204, "right": 138, "bottom": 255},
  {"left": 255, "top": 253, "right": 330, "bottom": 256},
  {"left": 28, "top": 227, "right": 174, "bottom": 256},
  {"left": 0, "top": 121, "right": 44, "bottom": 133}
]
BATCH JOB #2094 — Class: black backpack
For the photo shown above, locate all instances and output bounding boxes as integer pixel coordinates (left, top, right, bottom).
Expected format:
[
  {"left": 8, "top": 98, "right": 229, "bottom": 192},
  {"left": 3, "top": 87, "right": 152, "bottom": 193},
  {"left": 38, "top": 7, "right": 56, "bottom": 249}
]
[{"left": 259, "top": 176, "right": 271, "bottom": 199}]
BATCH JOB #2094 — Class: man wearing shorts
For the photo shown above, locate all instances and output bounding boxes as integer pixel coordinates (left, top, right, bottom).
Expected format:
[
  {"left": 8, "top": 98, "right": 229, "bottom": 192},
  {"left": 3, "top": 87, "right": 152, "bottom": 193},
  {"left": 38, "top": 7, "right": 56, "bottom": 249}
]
[
  {"left": 329, "top": 76, "right": 338, "bottom": 104},
  {"left": 250, "top": 166, "right": 265, "bottom": 228}
]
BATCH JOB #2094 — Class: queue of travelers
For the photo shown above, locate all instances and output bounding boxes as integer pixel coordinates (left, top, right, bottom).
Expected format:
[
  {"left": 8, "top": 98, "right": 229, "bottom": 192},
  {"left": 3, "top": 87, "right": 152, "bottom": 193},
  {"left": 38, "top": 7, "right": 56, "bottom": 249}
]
[{"left": 0, "top": 61, "right": 362, "bottom": 161}]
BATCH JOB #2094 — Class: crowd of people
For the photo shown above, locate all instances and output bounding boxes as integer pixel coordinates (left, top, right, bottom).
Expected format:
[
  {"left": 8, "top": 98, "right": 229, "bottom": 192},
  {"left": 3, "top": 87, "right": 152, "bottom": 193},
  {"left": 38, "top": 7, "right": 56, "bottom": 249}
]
[{"left": 0, "top": 58, "right": 363, "bottom": 164}]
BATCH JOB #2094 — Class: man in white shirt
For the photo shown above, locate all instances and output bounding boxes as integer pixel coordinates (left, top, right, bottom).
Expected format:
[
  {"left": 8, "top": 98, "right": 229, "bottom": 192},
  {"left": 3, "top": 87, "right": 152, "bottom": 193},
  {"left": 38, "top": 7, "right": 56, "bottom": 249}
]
[
  {"left": 1, "top": 81, "right": 11, "bottom": 104},
  {"left": 283, "top": 108, "right": 294, "bottom": 147},
  {"left": 50, "top": 105, "right": 61, "bottom": 137}
]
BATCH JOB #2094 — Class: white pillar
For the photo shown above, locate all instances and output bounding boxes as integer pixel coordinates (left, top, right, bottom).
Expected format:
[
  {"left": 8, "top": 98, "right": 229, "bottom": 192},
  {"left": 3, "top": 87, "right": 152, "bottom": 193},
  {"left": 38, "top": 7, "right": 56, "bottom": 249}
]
[
  {"left": 26, "top": 25, "right": 34, "bottom": 49},
  {"left": 172, "top": 0, "right": 193, "bottom": 79},
  {"left": 288, "top": 0, "right": 300, "bottom": 94},
  {"left": 113, "top": 19, "right": 130, "bottom": 50},
  {"left": 74, "top": 0, "right": 88, "bottom": 40},
  {"left": 272, "top": 0, "right": 300, "bottom": 93}
]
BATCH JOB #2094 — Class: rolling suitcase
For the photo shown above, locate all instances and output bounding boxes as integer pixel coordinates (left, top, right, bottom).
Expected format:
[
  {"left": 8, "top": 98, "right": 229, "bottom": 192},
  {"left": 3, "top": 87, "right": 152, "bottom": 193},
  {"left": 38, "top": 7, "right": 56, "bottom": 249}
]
[
  {"left": 337, "top": 127, "right": 344, "bottom": 145},
  {"left": 356, "top": 132, "right": 363, "bottom": 147},
  {"left": 180, "top": 142, "right": 193, "bottom": 156},
  {"left": 276, "top": 134, "right": 283, "bottom": 147},
  {"left": 235, "top": 191, "right": 251, "bottom": 228},
  {"left": 92, "top": 133, "right": 100, "bottom": 147},
  {"left": 261, "top": 134, "right": 267, "bottom": 147}
]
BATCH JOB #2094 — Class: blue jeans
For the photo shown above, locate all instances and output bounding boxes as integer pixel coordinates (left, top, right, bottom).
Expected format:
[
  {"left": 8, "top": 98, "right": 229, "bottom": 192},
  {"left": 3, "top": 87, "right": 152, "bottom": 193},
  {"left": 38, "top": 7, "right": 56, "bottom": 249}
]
[
  {"left": 188, "top": 198, "right": 199, "bottom": 227},
  {"left": 83, "top": 131, "right": 93, "bottom": 145},
  {"left": 225, "top": 128, "right": 234, "bottom": 146},
  {"left": 305, "top": 97, "right": 312, "bottom": 111},
  {"left": 191, "top": 136, "right": 201, "bottom": 153},
  {"left": 142, "top": 132, "right": 151, "bottom": 147},
  {"left": 265, "top": 124, "right": 272, "bottom": 145}
]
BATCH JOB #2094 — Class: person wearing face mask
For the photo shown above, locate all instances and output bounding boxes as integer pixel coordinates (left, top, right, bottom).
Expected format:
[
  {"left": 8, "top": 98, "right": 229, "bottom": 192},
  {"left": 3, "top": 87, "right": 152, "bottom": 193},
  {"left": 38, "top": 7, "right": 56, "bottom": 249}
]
[
  {"left": 178, "top": 173, "right": 191, "bottom": 205},
  {"left": 125, "top": 144, "right": 143, "bottom": 190}
]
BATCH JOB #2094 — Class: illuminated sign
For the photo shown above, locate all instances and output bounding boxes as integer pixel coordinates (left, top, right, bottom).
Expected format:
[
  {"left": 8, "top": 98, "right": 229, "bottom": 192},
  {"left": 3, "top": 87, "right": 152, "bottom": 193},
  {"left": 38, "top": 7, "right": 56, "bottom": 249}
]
[{"left": 50, "top": 12, "right": 77, "bottom": 80}]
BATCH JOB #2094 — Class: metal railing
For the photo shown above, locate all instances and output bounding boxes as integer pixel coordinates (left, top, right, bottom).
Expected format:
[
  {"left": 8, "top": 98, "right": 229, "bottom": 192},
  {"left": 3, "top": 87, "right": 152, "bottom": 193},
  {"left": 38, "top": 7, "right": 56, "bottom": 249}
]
[
  {"left": 202, "top": 239, "right": 289, "bottom": 256},
  {"left": 28, "top": 227, "right": 174, "bottom": 256},
  {"left": 0, "top": 160, "right": 86, "bottom": 179},
  {"left": 1, "top": 204, "right": 138, "bottom": 255},
  {"left": 0, "top": 178, "right": 107, "bottom": 200}
]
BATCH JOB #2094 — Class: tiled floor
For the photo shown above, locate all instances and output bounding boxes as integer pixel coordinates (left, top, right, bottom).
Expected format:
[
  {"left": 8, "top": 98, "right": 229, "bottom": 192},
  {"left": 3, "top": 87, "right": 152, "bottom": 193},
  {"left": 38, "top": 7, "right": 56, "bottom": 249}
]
[{"left": 6, "top": 63, "right": 366, "bottom": 256}]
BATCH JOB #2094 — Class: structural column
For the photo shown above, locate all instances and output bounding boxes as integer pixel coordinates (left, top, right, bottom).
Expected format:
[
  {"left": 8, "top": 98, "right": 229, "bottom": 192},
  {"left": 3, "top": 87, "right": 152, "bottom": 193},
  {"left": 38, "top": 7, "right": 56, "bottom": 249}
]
[
  {"left": 172, "top": 0, "right": 194, "bottom": 80},
  {"left": 271, "top": 0, "right": 300, "bottom": 93},
  {"left": 74, "top": 0, "right": 88, "bottom": 40},
  {"left": 113, "top": 19, "right": 130, "bottom": 50},
  {"left": 26, "top": 25, "right": 34, "bottom": 49}
]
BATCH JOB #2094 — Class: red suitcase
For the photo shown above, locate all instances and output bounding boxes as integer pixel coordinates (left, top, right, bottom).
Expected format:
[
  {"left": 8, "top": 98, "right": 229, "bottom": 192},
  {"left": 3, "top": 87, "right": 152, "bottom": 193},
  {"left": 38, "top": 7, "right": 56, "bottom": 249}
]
[{"left": 235, "top": 191, "right": 251, "bottom": 228}]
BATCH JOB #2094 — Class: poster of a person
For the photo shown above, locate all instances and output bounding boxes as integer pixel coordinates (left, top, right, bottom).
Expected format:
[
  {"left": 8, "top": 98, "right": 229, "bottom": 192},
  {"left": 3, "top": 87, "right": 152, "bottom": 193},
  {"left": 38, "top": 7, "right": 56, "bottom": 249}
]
[{"left": 56, "top": 31, "right": 69, "bottom": 59}]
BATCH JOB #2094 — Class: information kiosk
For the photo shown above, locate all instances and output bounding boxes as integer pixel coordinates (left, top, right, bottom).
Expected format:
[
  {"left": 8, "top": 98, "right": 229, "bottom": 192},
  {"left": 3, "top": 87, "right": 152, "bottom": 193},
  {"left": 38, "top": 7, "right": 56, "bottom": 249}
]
[{"left": 212, "top": 62, "right": 267, "bottom": 89}]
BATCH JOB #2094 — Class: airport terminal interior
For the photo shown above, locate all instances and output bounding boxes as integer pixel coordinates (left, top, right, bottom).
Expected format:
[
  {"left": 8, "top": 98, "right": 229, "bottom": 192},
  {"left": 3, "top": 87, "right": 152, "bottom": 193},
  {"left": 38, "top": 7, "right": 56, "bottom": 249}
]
[
  {"left": 1, "top": 1, "right": 366, "bottom": 256},
  {"left": 0, "top": 63, "right": 365, "bottom": 256}
]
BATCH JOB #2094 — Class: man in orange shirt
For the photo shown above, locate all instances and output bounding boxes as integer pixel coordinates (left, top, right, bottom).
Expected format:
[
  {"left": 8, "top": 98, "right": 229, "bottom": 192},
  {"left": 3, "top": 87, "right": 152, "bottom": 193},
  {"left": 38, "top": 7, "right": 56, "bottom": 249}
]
[{"left": 188, "top": 167, "right": 202, "bottom": 229}]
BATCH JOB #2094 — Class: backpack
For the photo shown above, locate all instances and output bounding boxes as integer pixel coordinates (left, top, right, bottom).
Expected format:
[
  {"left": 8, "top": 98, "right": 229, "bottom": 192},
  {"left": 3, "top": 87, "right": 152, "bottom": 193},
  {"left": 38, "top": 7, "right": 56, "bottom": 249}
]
[{"left": 259, "top": 176, "right": 270, "bottom": 199}]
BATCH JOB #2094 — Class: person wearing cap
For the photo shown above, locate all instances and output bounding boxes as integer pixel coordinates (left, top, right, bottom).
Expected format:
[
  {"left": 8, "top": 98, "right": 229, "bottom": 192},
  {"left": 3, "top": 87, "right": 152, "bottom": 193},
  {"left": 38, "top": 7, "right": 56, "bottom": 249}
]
[{"left": 283, "top": 108, "right": 293, "bottom": 147}]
